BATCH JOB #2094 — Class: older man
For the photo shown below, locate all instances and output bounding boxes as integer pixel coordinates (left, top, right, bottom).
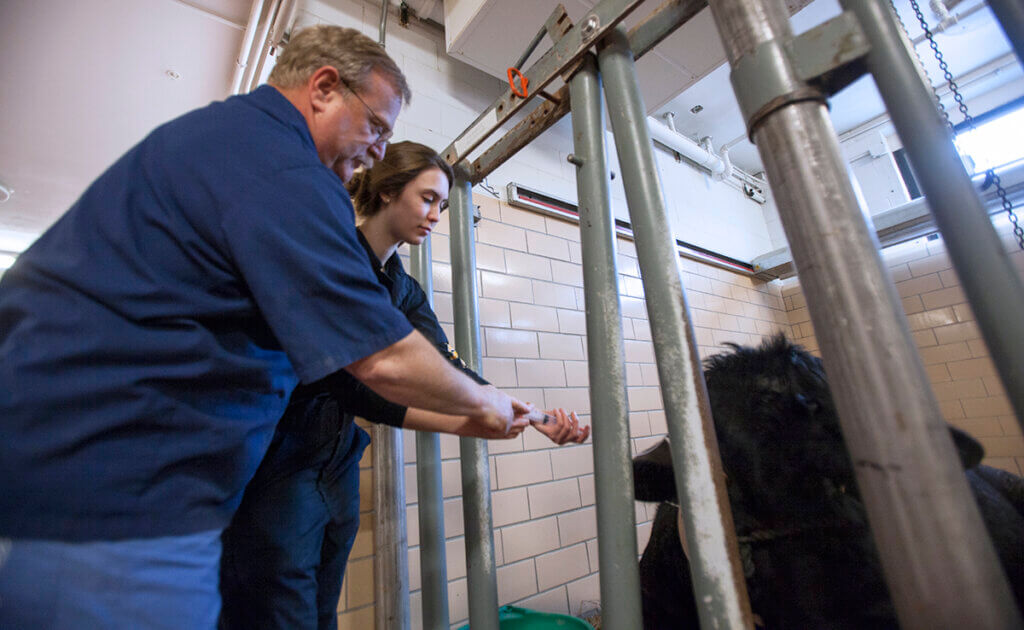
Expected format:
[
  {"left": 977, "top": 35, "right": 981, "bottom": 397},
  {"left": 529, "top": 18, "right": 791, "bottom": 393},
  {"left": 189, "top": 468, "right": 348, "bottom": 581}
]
[{"left": 0, "top": 25, "right": 526, "bottom": 629}]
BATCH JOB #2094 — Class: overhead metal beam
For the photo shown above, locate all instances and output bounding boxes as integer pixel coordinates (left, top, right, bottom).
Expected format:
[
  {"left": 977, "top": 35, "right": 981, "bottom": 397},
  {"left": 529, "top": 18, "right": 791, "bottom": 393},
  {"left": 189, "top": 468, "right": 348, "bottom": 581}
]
[
  {"left": 441, "top": 0, "right": 646, "bottom": 166},
  {"left": 467, "top": 0, "right": 709, "bottom": 183}
]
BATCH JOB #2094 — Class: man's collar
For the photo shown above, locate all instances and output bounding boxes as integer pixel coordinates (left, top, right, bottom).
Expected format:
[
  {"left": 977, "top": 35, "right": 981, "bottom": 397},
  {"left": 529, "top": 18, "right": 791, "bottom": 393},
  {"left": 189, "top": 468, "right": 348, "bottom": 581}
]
[{"left": 243, "top": 85, "right": 318, "bottom": 156}]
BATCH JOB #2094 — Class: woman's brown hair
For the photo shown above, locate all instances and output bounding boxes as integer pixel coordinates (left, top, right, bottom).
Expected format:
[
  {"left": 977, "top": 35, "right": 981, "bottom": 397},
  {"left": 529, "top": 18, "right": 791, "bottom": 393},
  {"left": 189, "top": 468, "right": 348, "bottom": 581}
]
[{"left": 347, "top": 141, "right": 454, "bottom": 217}]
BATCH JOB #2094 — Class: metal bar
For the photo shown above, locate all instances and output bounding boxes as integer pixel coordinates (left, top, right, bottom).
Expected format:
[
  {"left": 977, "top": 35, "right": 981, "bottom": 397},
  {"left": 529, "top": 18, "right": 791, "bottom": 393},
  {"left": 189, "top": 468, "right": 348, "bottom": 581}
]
[
  {"left": 242, "top": 0, "right": 280, "bottom": 92},
  {"left": 514, "top": 23, "right": 550, "bottom": 71},
  {"left": 988, "top": 0, "right": 1024, "bottom": 66},
  {"left": 378, "top": 0, "right": 389, "bottom": 46},
  {"left": 568, "top": 53, "right": 643, "bottom": 629},
  {"left": 710, "top": 0, "right": 1023, "bottom": 627},
  {"left": 596, "top": 26, "right": 753, "bottom": 630},
  {"left": 409, "top": 240, "right": 451, "bottom": 630},
  {"left": 628, "top": 0, "right": 707, "bottom": 58},
  {"left": 467, "top": 0, "right": 709, "bottom": 184},
  {"left": 842, "top": 0, "right": 1024, "bottom": 432},
  {"left": 373, "top": 424, "right": 411, "bottom": 630},
  {"left": 441, "top": 0, "right": 646, "bottom": 166},
  {"left": 449, "top": 167, "right": 500, "bottom": 630},
  {"left": 470, "top": 92, "right": 570, "bottom": 184},
  {"left": 229, "top": 0, "right": 266, "bottom": 95}
]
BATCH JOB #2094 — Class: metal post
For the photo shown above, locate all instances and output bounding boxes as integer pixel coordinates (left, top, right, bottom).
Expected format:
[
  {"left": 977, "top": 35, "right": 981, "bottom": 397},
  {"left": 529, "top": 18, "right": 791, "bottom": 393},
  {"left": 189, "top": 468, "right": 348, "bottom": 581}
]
[
  {"left": 709, "top": 0, "right": 1023, "bottom": 627},
  {"left": 409, "top": 240, "right": 451, "bottom": 630},
  {"left": 449, "top": 166, "right": 501, "bottom": 630},
  {"left": 841, "top": 0, "right": 1024, "bottom": 432},
  {"left": 568, "top": 54, "right": 644, "bottom": 629},
  {"left": 988, "top": 0, "right": 1024, "bottom": 66},
  {"left": 596, "top": 27, "right": 754, "bottom": 630},
  {"left": 373, "top": 424, "right": 411, "bottom": 630}
]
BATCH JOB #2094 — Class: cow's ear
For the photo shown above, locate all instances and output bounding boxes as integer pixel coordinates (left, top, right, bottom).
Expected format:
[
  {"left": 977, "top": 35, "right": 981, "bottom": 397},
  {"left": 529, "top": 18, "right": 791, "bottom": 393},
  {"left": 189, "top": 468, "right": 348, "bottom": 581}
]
[{"left": 949, "top": 425, "right": 984, "bottom": 470}]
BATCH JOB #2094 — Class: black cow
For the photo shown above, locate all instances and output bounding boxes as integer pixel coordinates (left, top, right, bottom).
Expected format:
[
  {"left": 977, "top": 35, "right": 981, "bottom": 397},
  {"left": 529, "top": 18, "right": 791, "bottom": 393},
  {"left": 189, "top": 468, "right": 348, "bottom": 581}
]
[{"left": 634, "top": 334, "right": 1024, "bottom": 629}]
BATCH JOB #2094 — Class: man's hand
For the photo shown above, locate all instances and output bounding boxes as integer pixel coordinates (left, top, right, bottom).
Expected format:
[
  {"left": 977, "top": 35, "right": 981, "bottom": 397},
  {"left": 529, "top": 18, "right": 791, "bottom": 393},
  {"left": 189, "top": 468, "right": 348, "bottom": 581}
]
[
  {"left": 469, "top": 386, "right": 530, "bottom": 439},
  {"left": 531, "top": 408, "right": 590, "bottom": 445}
]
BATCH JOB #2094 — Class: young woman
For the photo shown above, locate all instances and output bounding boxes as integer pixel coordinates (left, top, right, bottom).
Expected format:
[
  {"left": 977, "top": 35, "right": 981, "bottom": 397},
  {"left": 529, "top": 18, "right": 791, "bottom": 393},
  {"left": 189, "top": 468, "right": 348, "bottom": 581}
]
[{"left": 219, "top": 141, "right": 589, "bottom": 630}]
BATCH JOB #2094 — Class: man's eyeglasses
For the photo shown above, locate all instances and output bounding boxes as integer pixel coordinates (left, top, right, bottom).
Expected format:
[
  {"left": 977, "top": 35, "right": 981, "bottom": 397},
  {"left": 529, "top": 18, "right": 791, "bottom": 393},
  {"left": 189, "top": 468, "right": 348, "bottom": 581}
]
[{"left": 339, "top": 77, "right": 393, "bottom": 146}]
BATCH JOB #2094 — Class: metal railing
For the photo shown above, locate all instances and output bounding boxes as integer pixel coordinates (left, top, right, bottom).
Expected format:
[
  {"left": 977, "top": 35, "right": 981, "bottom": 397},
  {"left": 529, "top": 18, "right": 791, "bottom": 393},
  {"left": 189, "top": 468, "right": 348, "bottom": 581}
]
[{"left": 391, "top": 0, "right": 1024, "bottom": 627}]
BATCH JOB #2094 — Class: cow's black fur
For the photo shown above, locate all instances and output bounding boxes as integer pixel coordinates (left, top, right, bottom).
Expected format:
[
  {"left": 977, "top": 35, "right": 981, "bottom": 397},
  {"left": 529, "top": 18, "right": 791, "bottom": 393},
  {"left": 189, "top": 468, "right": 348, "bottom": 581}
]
[{"left": 635, "top": 334, "right": 1024, "bottom": 629}]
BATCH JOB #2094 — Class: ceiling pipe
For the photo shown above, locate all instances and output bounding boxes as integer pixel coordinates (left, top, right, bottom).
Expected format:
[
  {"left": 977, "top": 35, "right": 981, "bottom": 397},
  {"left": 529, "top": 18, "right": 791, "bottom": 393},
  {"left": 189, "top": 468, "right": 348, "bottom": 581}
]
[
  {"left": 663, "top": 111, "right": 678, "bottom": 132},
  {"left": 647, "top": 116, "right": 728, "bottom": 178},
  {"left": 268, "top": 0, "right": 299, "bottom": 51},
  {"left": 230, "top": 0, "right": 267, "bottom": 95},
  {"left": 242, "top": 0, "right": 281, "bottom": 92},
  {"left": 911, "top": 2, "right": 987, "bottom": 43},
  {"left": 378, "top": 0, "right": 390, "bottom": 46}
]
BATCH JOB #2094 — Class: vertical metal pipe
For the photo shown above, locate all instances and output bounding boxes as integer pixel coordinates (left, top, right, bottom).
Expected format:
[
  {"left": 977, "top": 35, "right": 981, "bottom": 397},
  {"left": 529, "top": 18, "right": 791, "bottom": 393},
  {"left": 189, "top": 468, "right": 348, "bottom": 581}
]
[
  {"left": 988, "top": 0, "right": 1024, "bottom": 66},
  {"left": 229, "top": 0, "right": 266, "bottom": 96},
  {"left": 709, "top": 0, "right": 1023, "bottom": 628},
  {"left": 378, "top": 0, "right": 390, "bottom": 47},
  {"left": 410, "top": 240, "right": 451, "bottom": 630},
  {"left": 241, "top": 0, "right": 280, "bottom": 92},
  {"left": 449, "top": 166, "right": 501, "bottom": 630},
  {"left": 596, "top": 27, "right": 754, "bottom": 630},
  {"left": 373, "top": 424, "right": 411, "bottom": 630},
  {"left": 841, "top": 0, "right": 1024, "bottom": 435},
  {"left": 568, "top": 54, "right": 644, "bottom": 630}
]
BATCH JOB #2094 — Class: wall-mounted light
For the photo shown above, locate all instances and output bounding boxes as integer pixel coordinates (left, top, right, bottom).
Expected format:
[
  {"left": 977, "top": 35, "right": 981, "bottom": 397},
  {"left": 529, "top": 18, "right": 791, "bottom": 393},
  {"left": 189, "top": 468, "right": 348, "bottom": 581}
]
[{"left": 0, "top": 179, "right": 13, "bottom": 203}]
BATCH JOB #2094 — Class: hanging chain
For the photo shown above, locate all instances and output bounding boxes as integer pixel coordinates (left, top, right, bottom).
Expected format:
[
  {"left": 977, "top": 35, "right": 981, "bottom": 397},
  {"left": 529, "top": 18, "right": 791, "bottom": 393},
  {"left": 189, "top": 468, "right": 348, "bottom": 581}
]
[{"left": 898, "top": 0, "right": 1024, "bottom": 250}]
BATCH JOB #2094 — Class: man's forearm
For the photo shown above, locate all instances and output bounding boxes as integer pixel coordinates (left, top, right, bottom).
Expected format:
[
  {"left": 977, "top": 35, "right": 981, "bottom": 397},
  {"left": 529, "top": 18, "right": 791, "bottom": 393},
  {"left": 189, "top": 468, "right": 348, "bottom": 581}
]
[{"left": 345, "top": 330, "right": 492, "bottom": 418}]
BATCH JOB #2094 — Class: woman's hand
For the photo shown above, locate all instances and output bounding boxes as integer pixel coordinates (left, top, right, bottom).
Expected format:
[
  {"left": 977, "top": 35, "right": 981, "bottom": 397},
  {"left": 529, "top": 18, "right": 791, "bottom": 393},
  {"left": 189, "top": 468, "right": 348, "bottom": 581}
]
[{"left": 532, "top": 408, "right": 589, "bottom": 445}]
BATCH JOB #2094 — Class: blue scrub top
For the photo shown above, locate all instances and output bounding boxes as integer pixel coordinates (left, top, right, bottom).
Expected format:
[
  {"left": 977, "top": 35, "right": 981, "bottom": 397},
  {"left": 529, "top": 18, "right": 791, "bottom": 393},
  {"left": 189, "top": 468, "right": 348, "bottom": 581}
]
[{"left": 0, "top": 85, "right": 412, "bottom": 541}]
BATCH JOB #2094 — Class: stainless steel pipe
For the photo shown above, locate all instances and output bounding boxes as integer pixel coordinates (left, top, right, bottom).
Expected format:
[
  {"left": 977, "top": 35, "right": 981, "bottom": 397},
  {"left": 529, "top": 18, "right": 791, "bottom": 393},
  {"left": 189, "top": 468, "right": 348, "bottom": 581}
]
[
  {"left": 568, "top": 53, "right": 644, "bottom": 630},
  {"left": 597, "top": 26, "right": 754, "bottom": 630},
  {"left": 373, "top": 423, "right": 411, "bottom": 630},
  {"left": 449, "top": 167, "right": 501, "bottom": 630},
  {"left": 709, "top": 0, "right": 1023, "bottom": 627},
  {"left": 409, "top": 240, "right": 451, "bottom": 630}
]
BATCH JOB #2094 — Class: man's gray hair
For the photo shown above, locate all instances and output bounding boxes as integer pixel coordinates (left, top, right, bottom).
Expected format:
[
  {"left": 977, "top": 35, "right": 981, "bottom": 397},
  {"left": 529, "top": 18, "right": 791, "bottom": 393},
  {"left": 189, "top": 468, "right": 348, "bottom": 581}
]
[{"left": 268, "top": 25, "right": 411, "bottom": 103}]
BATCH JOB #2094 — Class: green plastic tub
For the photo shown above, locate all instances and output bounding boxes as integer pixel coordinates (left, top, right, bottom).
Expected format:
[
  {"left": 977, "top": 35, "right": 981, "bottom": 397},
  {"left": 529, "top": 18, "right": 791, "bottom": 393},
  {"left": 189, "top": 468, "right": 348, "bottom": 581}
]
[{"left": 456, "top": 605, "right": 593, "bottom": 629}]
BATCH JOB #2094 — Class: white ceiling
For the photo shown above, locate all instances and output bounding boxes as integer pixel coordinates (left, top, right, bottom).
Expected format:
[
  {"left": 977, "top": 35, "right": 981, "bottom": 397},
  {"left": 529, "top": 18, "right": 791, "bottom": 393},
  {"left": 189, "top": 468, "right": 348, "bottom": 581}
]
[
  {"left": 0, "top": 0, "right": 248, "bottom": 241},
  {"left": 0, "top": 0, "right": 1020, "bottom": 243}
]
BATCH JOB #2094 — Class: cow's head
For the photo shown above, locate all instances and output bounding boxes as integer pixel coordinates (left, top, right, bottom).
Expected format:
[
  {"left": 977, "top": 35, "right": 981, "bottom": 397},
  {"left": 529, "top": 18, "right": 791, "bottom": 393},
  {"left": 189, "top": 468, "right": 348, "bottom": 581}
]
[{"left": 634, "top": 335, "right": 985, "bottom": 525}]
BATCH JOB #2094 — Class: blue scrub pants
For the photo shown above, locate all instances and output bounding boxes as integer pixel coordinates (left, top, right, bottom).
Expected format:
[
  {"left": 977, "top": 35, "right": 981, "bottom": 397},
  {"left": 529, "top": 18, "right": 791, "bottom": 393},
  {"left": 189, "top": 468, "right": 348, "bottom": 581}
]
[
  {"left": 219, "top": 395, "right": 370, "bottom": 630},
  {"left": 0, "top": 530, "right": 222, "bottom": 629}
]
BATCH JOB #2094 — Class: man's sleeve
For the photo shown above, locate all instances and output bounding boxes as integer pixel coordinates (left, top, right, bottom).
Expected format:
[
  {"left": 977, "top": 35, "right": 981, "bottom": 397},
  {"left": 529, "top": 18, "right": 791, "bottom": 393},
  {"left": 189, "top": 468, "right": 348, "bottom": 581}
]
[
  {"left": 221, "top": 167, "right": 412, "bottom": 383},
  {"left": 310, "top": 370, "right": 408, "bottom": 428},
  {"left": 402, "top": 274, "right": 489, "bottom": 386}
]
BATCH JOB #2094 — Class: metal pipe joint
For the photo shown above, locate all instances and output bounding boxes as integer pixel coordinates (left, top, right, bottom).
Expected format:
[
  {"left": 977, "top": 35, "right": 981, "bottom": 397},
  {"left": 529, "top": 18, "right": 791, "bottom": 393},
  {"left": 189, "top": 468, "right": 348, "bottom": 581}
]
[{"left": 730, "top": 11, "right": 870, "bottom": 139}]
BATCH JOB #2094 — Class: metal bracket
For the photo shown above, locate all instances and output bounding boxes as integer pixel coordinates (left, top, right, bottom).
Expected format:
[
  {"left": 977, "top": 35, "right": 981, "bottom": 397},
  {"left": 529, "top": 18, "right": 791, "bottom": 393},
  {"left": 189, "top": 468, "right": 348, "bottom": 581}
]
[
  {"left": 788, "top": 11, "right": 871, "bottom": 97},
  {"left": 730, "top": 10, "right": 870, "bottom": 140},
  {"left": 442, "top": 0, "right": 645, "bottom": 166}
]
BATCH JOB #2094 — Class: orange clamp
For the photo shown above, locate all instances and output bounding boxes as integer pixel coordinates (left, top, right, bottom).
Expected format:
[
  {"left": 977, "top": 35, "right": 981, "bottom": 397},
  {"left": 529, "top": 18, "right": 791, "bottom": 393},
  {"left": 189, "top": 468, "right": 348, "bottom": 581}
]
[{"left": 507, "top": 67, "right": 529, "bottom": 98}]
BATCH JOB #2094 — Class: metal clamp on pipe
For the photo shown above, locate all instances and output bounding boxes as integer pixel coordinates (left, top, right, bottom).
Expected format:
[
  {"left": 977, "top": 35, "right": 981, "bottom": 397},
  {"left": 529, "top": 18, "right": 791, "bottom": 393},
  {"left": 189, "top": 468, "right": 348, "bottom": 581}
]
[{"left": 731, "top": 11, "right": 870, "bottom": 140}]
